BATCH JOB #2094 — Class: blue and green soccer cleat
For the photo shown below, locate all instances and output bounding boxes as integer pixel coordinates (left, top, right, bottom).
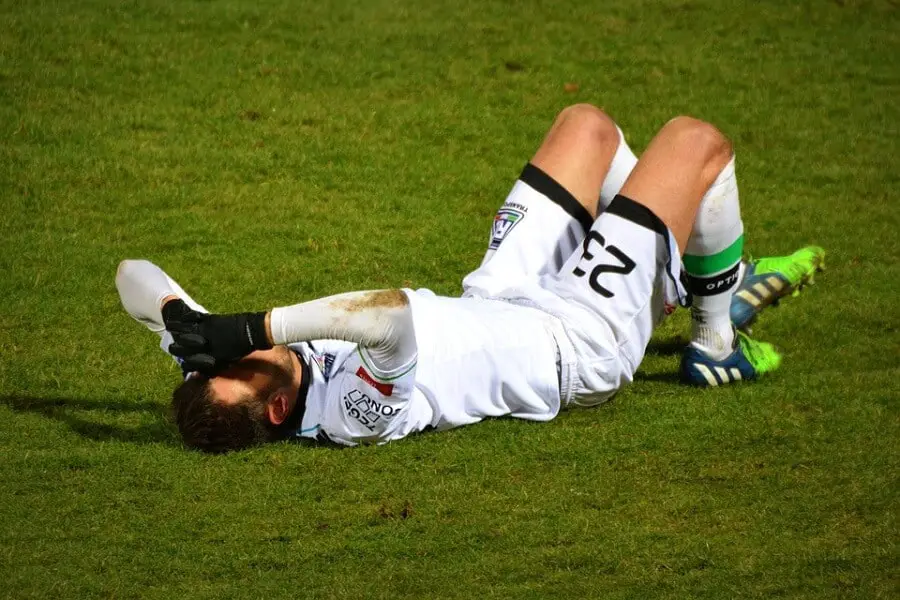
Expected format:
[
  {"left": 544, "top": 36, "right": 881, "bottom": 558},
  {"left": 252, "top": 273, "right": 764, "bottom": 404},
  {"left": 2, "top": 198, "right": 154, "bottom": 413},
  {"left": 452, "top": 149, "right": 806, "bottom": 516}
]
[
  {"left": 681, "top": 331, "right": 782, "bottom": 386},
  {"left": 731, "top": 246, "right": 825, "bottom": 331}
]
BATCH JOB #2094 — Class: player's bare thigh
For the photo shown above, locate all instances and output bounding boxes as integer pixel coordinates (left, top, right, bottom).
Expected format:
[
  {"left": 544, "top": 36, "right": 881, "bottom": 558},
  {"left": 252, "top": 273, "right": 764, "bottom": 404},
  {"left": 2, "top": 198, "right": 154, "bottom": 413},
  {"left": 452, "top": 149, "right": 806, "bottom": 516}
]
[
  {"left": 618, "top": 116, "right": 733, "bottom": 250},
  {"left": 530, "top": 104, "right": 621, "bottom": 220}
]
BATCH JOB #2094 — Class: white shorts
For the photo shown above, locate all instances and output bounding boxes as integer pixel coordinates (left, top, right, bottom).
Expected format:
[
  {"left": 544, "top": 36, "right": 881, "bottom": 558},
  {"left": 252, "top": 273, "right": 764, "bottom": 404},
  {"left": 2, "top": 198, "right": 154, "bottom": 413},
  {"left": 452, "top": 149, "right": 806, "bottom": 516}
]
[{"left": 462, "top": 163, "right": 688, "bottom": 406}]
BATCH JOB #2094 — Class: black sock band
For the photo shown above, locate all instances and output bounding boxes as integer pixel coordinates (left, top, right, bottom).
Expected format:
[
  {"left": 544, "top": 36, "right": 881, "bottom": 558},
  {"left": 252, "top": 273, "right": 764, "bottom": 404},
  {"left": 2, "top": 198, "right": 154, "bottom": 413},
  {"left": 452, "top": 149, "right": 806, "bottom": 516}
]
[{"left": 685, "top": 263, "right": 742, "bottom": 296}]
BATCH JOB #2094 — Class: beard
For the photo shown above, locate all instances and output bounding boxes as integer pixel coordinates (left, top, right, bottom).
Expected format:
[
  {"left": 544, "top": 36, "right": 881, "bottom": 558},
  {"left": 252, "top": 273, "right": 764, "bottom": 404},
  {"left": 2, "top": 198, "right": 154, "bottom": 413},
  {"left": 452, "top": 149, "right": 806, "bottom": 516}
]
[
  {"left": 228, "top": 345, "right": 303, "bottom": 442},
  {"left": 235, "top": 345, "right": 296, "bottom": 391},
  {"left": 267, "top": 344, "right": 297, "bottom": 387}
]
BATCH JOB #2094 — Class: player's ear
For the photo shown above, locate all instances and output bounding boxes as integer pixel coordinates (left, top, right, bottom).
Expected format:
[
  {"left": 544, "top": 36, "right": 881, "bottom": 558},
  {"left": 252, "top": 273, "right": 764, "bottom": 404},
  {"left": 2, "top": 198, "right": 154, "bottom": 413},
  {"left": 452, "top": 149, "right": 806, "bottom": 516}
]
[{"left": 266, "top": 391, "right": 290, "bottom": 425}]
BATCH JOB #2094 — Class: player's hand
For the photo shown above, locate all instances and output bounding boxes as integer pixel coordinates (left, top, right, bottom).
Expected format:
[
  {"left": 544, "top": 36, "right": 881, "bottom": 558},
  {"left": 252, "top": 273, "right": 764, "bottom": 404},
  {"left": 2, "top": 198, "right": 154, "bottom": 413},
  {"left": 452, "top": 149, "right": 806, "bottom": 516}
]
[
  {"left": 163, "top": 300, "right": 272, "bottom": 374},
  {"left": 161, "top": 298, "right": 204, "bottom": 334}
]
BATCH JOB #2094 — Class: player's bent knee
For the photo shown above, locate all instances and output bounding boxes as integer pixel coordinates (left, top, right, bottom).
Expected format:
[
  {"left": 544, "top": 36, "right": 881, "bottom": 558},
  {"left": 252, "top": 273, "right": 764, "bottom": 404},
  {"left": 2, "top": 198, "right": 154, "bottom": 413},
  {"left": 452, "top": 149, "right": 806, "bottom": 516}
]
[
  {"left": 663, "top": 116, "right": 733, "bottom": 174},
  {"left": 117, "top": 259, "right": 136, "bottom": 278},
  {"left": 555, "top": 103, "right": 619, "bottom": 148},
  {"left": 664, "top": 116, "right": 732, "bottom": 157}
]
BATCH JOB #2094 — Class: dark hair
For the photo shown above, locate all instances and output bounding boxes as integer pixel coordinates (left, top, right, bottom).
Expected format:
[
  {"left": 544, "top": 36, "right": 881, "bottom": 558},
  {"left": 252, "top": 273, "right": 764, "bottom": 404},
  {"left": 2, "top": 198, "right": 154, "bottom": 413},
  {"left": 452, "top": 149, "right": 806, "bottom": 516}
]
[{"left": 171, "top": 377, "right": 282, "bottom": 453}]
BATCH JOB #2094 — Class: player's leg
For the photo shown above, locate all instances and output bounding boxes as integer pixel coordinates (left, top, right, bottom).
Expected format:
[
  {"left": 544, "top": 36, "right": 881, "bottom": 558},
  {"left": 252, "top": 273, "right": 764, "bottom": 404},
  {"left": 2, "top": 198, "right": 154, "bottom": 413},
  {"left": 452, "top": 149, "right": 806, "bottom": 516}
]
[
  {"left": 548, "top": 117, "right": 780, "bottom": 398},
  {"left": 614, "top": 118, "right": 783, "bottom": 386},
  {"left": 618, "top": 118, "right": 743, "bottom": 357},
  {"left": 680, "top": 144, "right": 744, "bottom": 361},
  {"left": 463, "top": 104, "right": 635, "bottom": 297}
]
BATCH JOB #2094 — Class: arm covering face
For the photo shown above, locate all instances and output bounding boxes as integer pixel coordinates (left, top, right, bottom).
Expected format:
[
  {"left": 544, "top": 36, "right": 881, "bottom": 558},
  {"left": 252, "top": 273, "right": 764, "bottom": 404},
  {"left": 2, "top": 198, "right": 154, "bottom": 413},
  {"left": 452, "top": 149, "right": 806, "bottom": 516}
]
[{"left": 269, "top": 290, "right": 416, "bottom": 373}]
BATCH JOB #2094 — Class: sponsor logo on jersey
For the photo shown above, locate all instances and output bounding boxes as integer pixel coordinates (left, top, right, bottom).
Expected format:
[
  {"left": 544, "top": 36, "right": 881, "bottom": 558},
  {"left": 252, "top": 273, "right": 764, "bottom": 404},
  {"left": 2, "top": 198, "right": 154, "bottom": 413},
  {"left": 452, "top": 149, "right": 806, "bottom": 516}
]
[
  {"left": 343, "top": 388, "right": 398, "bottom": 432},
  {"left": 355, "top": 366, "right": 394, "bottom": 396},
  {"left": 489, "top": 206, "right": 525, "bottom": 250}
]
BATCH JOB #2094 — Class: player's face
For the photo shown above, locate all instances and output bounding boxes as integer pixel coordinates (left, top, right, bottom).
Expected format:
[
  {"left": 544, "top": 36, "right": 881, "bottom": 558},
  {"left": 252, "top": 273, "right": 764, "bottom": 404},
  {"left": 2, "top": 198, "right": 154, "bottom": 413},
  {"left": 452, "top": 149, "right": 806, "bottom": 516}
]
[{"left": 207, "top": 346, "right": 296, "bottom": 408}]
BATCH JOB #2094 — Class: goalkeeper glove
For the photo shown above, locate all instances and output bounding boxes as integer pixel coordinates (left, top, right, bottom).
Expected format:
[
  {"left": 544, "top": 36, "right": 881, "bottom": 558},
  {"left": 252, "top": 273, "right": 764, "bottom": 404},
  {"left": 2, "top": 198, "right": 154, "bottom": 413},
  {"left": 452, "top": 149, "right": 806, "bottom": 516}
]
[{"left": 162, "top": 299, "right": 272, "bottom": 374}]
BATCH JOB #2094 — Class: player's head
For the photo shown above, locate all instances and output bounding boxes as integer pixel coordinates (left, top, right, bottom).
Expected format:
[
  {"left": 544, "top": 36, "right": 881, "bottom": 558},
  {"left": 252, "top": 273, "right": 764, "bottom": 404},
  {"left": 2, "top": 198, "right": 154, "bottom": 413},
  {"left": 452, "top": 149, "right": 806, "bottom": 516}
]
[{"left": 170, "top": 346, "right": 301, "bottom": 453}]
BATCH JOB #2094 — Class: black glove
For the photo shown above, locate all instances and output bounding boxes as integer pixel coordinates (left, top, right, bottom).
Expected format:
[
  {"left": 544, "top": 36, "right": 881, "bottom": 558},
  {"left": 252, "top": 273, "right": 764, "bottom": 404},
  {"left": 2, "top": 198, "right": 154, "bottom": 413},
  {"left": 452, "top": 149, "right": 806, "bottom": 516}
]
[
  {"left": 161, "top": 298, "right": 203, "bottom": 332},
  {"left": 162, "top": 299, "right": 272, "bottom": 374}
]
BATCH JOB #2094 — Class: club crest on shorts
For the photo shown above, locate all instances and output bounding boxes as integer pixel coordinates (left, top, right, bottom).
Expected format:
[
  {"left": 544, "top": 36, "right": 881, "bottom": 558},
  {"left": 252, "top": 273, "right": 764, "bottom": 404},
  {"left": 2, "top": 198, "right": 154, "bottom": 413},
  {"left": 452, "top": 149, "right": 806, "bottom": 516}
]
[{"left": 489, "top": 207, "right": 525, "bottom": 250}]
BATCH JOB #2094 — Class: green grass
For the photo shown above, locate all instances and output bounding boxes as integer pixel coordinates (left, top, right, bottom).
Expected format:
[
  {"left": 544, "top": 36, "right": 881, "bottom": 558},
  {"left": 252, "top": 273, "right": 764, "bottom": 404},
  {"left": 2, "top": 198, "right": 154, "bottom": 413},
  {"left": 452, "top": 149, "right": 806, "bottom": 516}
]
[{"left": 1, "top": 0, "right": 898, "bottom": 597}]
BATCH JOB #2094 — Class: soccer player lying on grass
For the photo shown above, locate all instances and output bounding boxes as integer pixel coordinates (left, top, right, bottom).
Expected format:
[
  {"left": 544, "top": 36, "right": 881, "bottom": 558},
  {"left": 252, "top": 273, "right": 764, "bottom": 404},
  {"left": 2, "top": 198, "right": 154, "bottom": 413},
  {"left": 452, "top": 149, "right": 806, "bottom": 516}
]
[{"left": 117, "top": 104, "right": 824, "bottom": 453}]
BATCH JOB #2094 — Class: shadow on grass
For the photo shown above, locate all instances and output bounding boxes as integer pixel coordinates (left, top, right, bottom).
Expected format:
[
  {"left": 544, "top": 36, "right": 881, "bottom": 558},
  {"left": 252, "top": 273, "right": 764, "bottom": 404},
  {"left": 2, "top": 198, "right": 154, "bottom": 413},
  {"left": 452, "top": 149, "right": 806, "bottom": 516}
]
[
  {"left": 632, "top": 371, "right": 683, "bottom": 384},
  {"left": 0, "top": 394, "right": 179, "bottom": 446},
  {"left": 0, "top": 394, "right": 344, "bottom": 451},
  {"left": 633, "top": 335, "right": 687, "bottom": 383},
  {"left": 645, "top": 335, "right": 689, "bottom": 357}
]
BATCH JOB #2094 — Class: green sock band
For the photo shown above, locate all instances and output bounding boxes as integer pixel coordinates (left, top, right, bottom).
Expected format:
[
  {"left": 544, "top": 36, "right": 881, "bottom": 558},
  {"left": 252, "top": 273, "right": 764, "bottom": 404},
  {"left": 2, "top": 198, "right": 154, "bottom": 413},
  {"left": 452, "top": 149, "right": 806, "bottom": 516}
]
[{"left": 683, "top": 235, "right": 744, "bottom": 275}]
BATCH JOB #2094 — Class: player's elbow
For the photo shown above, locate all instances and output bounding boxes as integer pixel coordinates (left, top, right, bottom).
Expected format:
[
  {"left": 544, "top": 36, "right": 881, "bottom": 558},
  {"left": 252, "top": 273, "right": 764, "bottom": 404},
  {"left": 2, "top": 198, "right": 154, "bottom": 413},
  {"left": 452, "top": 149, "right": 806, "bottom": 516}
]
[
  {"left": 117, "top": 259, "right": 132, "bottom": 283},
  {"left": 115, "top": 259, "right": 158, "bottom": 303},
  {"left": 117, "top": 258, "right": 155, "bottom": 280},
  {"left": 116, "top": 259, "right": 142, "bottom": 287}
]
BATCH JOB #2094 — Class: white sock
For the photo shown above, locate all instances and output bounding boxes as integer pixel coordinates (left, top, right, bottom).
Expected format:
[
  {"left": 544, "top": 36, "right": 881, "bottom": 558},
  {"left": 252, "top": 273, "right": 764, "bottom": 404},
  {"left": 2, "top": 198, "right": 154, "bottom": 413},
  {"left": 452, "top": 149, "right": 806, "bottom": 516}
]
[
  {"left": 684, "top": 157, "right": 744, "bottom": 360},
  {"left": 599, "top": 126, "right": 638, "bottom": 212}
]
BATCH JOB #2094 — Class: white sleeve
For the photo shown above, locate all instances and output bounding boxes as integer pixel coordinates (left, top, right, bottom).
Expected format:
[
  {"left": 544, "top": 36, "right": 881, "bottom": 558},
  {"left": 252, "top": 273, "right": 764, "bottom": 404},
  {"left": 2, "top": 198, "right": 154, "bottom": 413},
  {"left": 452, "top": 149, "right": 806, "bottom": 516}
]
[
  {"left": 269, "top": 289, "right": 416, "bottom": 376},
  {"left": 115, "top": 259, "right": 208, "bottom": 348}
]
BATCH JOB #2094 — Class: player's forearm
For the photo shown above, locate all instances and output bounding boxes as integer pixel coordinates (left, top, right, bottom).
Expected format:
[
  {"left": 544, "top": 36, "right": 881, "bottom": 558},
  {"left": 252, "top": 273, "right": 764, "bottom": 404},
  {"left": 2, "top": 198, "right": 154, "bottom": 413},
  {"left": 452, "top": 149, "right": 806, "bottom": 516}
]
[
  {"left": 269, "top": 290, "right": 416, "bottom": 371},
  {"left": 115, "top": 259, "right": 180, "bottom": 332}
]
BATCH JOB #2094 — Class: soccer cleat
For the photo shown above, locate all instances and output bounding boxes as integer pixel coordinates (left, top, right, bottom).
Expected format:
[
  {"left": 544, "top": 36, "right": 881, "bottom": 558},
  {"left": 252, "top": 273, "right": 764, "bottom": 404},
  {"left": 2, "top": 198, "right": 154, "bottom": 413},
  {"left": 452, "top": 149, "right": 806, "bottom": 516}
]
[
  {"left": 731, "top": 246, "right": 826, "bottom": 331},
  {"left": 680, "top": 331, "right": 782, "bottom": 387}
]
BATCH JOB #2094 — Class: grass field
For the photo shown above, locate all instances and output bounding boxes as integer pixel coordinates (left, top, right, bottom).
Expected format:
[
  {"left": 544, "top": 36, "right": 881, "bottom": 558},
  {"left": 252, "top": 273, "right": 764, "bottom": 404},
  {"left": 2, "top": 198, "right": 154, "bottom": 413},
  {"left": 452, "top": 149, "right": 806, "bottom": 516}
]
[{"left": 1, "top": 0, "right": 898, "bottom": 598}]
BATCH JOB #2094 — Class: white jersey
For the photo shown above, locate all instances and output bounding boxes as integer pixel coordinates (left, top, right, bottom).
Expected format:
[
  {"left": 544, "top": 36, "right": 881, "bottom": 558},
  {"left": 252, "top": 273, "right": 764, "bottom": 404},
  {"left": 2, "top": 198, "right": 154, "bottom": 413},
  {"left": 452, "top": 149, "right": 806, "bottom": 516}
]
[{"left": 295, "top": 289, "right": 568, "bottom": 446}]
